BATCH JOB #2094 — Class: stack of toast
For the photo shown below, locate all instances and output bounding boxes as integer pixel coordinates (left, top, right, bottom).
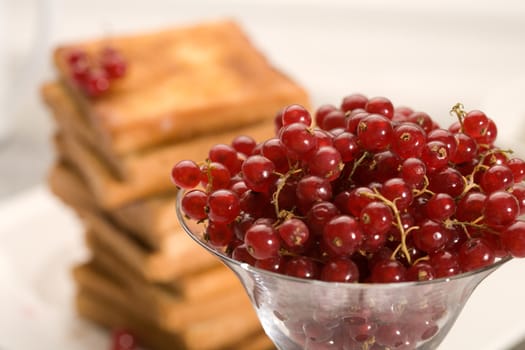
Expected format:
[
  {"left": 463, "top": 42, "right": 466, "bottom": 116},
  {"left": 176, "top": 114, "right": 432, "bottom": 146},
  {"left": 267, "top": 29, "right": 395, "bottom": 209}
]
[{"left": 42, "top": 19, "right": 309, "bottom": 350}]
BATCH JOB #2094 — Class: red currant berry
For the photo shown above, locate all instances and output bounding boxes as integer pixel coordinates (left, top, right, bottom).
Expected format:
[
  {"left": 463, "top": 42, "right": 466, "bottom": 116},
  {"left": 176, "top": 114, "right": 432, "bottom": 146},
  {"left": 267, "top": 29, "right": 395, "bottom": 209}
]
[
  {"left": 307, "top": 146, "right": 343, "bottom": 181},
  {"left": 100, "top": 46, "right": 127, "bottom": 79},
  {"left": 429, "top": 250, "right": 461, "bottom": 278},
  {"left": 321, "top": 257, "right": 359, "bottom": 282},
  {"left": 369, "top": 259, "right": 407, "bottom": 283},
  {"left": 406, "top": 261, "right": 435, "bottom": 281},
  {"left": 231, "top": 135, "right": 256, "bottom": 156},
  {"left": 475, "top": 118, "right": 497, "bottom": 145},
  {"left": 333, "top": 131, "right": 360, "bottom": 163},
  {"left": 425, "top": 193, "right": 455, "bottom": 222},
  {"left": 306, "top": 201, "right": 340, "bottom": 236},
  {"left": 408, "top": 111, "right": 434, "bottom": 133},
  {"left": 111, "top": 328, "right": 137, "bottom": 350},
  {"left": 207, "top": 189, "right": 240, "bottom": 224},
  {"left": 341, "top": 93, "right": 368, "bottom": 113},
  {"left": 285, "top": 256, "right": 320, "bottom": 279},
  {"left": 391, "top": 123, "right": 426, "bottom": 159},
  {"left": 80, "top": 68, "right": 110, "bottom": 97},
  {"left": 209, "top": 143, "right": 242, "bottom": 175},
  {"left": 480, "top": 164, "right": 514, "bottom": 193},
  {"left": 458, "top": 237, "right": 495, "bottom": 272},
  {"left": 282, "top": 104, "right": 312, "bottom": 126},
  {"left": 365, "top": 96, "right": 394, "bottom": 119},
  {"left": 277, "top": 218, "right": 310, "bottom": 249},
  {"left": 171, "top": 160, "right": 201, "bottom": 189},
  {"left": 400, "top": 158, "right": 426, "bottom": 189},
  {"left": 359, "top": 201, "right": 393, "bottom": 236},
  {"left": 412, "top": 219, "right": 448, "bottom": 253},
  {"left": 421, "top": 140, "right": 449, "bottom": 172},
  {"left": 255, "top": 256, "right": 286, "bottom": 273},
  {"left": 322, "top": 215, "right": 363, "bottom": 257},
  {"left": 181, "top": 189, "right": 208, "bottom": 220},
  {"left": 206, "top": 221, "right": 234, "bottom": 247},
  {"left": 296, "top": 175, "right": 333, "bottom": 209},
  {"left": 315, "top": 104, "right": 337, "bottom": 128},
  {"left": 451, "top": 133, "right": 478, "bottom": 164},
  {"left": 245, "top": 223, "right": 281, "bottom": 260},
  {"left": 279, "top": 122, "right": 318, "bottom": 156},
  {"left": 231, "top": 244, "right": 257, "bottom": 265},
  {"left": 456, "top": 191, "right": 486, "bottom": 222},
  {"left": 322, "top": 109, "right": 347, "bottom": 131},
  {"left": 428, "top": 167, "right": 465, "bottom": 198},
  {"left": 427, "top": 128, "right": 457, "bottom": 160},
  {"left": 463, "top": 110, "right": 489, "bottom": 138},
  {"left": 242, "top": 155, "right": 277, "bottom": 193},
  {"left": 501, "top": 220, "right": 525, "bottom": 257},
  {"left": 508, "top": 157, "right": 525, "bottom": 182},
  {"left": 380, "top": 178, "right": 413, "bottom": 211},
  {"left": 357, "top": 114, "right": 393, "bottom": 152},
  {"left": 483, "top": 191, "right": 519, "bottom": 228},
  {"left": 200, "top": 162, "right": 231, "bottom": 191}
]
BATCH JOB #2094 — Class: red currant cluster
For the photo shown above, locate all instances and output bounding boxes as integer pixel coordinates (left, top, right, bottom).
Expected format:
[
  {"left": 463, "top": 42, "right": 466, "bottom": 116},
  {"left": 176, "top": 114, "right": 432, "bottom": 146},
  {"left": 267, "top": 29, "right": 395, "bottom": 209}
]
[
  {"left": 173, "top": 94, "right": 525, "bottom": 284},
  {"left": 66, "top": 46, "right": 127, "bottom": 97}
]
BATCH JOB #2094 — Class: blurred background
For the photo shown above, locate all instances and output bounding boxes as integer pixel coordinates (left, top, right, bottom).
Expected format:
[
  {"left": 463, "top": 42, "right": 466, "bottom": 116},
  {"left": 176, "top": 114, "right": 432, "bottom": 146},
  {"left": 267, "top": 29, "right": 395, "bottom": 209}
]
[
  {"left": 1, "top": 0, "right": 525, "bottom": 198},
  {"left": 1, "top": 1, "right": 525, "bottom": 349}
]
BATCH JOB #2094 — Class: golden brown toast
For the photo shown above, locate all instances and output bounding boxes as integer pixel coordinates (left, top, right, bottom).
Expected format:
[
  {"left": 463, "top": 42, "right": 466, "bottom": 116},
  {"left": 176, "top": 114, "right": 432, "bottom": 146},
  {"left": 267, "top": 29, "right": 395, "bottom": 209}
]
[
  {"left": 48, "top": 162, "right": 179, "bottom": 249},
  {"left": 74, "top": 256, "right": 251, "bottom": 332},
  {"left": 52, "top": 19, "right": 309, "bottom": 154},
  {"left": 83, "top": 209, "right": 217, "bottom": 282},
  {"left": 52, "top": 115, "right": 274, "bottom": 208},
  {"left": 75, "top": 286, "right": 272, "bottom": 350}
]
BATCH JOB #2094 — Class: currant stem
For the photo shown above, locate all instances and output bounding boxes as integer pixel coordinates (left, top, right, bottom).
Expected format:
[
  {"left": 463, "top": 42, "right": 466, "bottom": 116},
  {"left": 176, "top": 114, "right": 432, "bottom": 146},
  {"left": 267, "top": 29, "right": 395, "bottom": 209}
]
[
  {"left": 365, "top": 189, "right": 413, "bottom": 264},
  {"left": 450, "top": 103, "right": 466, "bottom": 130},
  {"left": 412, "top": 175, "right": 434, "bottom": 197},
  {"left": 348, "top": 151, "right": 369, "bottom": 181},
  {"left": 272, "top": 168, "right": 302, "bottom": 218}
]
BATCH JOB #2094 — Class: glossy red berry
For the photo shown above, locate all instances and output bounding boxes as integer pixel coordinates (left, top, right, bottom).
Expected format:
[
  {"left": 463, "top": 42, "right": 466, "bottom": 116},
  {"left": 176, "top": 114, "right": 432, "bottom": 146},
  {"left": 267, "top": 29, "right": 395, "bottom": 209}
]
[
  {"left": 322, "top": 215, "right": 363, "bottom": 257},
  {"left": 369, "top": 259, "right": 407, "bottom": 283},
  {"left": 501, "top": 220, "right": 525, "bottom": 257},
  {"left": 341, "top": 93, "right": 368, "bottom": 113},
  {"left": 171, "top": 160, "right": 201, "bottom": 189},
  {"left": 357, "top": 114, "right": 393, "bottom": 152},
  {"left": 483, "top": 191, "right": 519, "bottom": 228},
  {"left": 282, "top": 104, "right": 312, "bottom": 126},
  {"left": 100, "top": 46, "right": 127, "bottom": 79},
  {"left": 245, "top": 223, "right": 281, "bottom": 260},
  {"left": 207, "top": 189, "right": 240, "bottom": 224},
  {"left": 242, "top": 155, "right": 277, "bottom": 193},
  {"left": 277, "top": 218, "right": 310, "bottom": 249},
  {"left": 181, "top": 189, "right": 208, "bottom": 220},
  {"left": 321, "top": 257, "right": 359, "bottom": 282},
  {"left": 365, "top": 96, "right": 394, "bottom": 119},
  {"left": 111, "top": 329, "right": 137, "bottom": 350}
]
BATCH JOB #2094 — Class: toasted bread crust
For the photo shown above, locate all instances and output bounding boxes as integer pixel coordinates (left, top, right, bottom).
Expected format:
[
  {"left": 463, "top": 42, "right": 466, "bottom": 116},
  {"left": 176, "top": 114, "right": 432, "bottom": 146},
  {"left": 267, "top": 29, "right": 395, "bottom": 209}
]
[{"left": 52, "top": 19, "right": 309, "bottom": 154}]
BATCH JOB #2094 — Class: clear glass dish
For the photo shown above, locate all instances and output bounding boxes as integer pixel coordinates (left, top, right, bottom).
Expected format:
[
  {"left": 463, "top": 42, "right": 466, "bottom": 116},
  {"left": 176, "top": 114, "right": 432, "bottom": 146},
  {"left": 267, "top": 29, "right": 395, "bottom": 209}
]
[{"left": 176, "top": 191, "right": 512, "bottom": 350}]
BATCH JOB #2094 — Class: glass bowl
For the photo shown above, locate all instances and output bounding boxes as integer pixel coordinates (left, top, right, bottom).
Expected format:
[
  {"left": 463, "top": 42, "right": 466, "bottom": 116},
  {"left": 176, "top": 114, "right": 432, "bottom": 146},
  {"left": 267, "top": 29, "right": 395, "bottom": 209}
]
[{"left": 176, "top": 191, "right": 512, "bottom": 350}]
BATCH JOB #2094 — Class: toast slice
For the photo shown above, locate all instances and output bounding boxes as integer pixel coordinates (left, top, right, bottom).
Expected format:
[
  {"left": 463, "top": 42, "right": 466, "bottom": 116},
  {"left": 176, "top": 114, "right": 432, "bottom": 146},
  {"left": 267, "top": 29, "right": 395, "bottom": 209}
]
[
  {"left": 48, "top": 162, "right": 179, "bottom": 249},
  {"left": 52, "top": 19, "right": 309, "bottom": 154}
]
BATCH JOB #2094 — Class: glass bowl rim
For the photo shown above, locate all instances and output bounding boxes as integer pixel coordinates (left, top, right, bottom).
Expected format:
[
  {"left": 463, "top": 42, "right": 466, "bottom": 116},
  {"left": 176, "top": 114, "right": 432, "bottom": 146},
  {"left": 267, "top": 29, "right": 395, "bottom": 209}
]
[{"left": 176, "top": 190, "right": 512, "bottom": 289}]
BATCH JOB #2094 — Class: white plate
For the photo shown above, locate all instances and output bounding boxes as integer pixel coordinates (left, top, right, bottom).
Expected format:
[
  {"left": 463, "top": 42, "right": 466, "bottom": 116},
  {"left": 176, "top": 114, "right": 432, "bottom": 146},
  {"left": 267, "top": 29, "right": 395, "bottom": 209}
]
[{"left": 0, "top": 187, "right": 108, "bottom": 350}]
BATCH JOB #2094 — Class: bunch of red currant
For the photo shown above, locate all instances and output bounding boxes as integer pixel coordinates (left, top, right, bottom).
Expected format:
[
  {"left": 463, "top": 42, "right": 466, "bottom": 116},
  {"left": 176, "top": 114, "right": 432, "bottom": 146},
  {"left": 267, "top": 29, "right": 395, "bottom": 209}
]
[
  {"left": 66, "top": 46, "right": 127, "bottom": 97},
  {"left": 172, "top": 94, "right": 525, "bottom": 284}
]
